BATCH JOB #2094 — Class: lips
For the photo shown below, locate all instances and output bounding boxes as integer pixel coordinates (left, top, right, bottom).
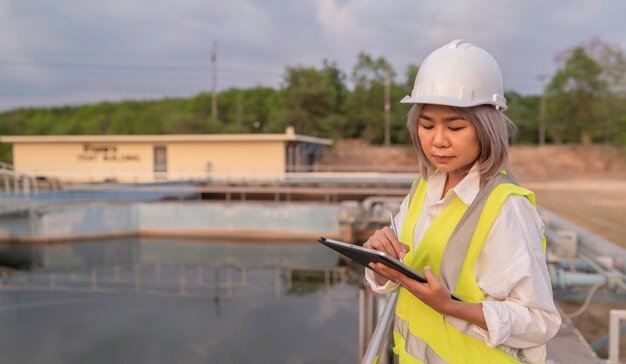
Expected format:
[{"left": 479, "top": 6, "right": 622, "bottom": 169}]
[{"left": 433, "top": 155, "right": 454, "bottom": 163}]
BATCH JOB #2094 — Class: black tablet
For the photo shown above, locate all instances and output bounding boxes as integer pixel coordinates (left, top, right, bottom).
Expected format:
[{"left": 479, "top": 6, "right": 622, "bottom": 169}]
[
  {"left": 319, "top": 236, "right": 461, "bottom": 301},
  {"left": 319, "top": 236, "right": 426, "bottom": 282}
]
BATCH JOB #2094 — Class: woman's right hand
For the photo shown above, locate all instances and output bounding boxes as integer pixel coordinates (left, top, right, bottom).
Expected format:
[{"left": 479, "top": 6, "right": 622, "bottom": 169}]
[{"left": 363, "top": 226, "right": 410, "bottom": 285}]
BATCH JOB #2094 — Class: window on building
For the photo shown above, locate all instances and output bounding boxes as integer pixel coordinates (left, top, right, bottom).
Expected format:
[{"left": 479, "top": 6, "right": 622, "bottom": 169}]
[{"left": 154, "top": 146, "right": 167, "bottom": 175}]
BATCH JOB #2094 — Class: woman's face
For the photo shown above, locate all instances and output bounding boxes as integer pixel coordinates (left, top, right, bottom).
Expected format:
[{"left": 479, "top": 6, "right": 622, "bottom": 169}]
[{"left": 417, "top": 104, "right": 480, "bottom": 179}]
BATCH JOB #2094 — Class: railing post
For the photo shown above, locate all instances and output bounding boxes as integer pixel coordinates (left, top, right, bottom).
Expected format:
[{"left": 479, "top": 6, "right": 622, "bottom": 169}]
[
  {"left": 608, "top": 310, "right": 626, "bottom": 364},
  {"left": 32, "top": 176, "right": 38, "bottom": 195},
  {"left": 362, "top": 293, "right": 398, "bottom": 364},
  {"left": 359, "top": 287, "right": 366, "bottom": 361},
  {"left": 368, "top": 291, "right": 375, "bottom": 337}
]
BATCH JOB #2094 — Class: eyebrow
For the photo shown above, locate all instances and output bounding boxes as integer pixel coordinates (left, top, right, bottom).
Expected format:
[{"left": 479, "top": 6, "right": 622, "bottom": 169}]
[{"left": 419, "top": 114, "right": 465, "bottom": 122}]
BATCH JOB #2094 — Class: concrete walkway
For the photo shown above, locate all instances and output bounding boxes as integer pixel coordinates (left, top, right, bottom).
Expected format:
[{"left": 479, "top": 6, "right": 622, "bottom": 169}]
[{"left": 547, "top": 308, "right": 600, "bottom": 364}]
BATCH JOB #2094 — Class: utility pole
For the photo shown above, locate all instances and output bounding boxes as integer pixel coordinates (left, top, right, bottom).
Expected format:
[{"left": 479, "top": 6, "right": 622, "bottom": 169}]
[
  {"left": 537, "top": 74, "right": 547, "bottom": 146},
  {"left": 236, "top": 92, "right": 242, "bottom": 128},
  {"left": 211, "top": 41, "right": 218, "bottom": 121},
  {"left": 384, "top": 71, "right": 391, "bottom": 146}
]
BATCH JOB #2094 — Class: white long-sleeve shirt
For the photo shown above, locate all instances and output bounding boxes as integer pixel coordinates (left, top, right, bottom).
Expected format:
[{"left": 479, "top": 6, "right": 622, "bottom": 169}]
[{"left": 365, "top": 165, "right": 561, "bottom": 351}]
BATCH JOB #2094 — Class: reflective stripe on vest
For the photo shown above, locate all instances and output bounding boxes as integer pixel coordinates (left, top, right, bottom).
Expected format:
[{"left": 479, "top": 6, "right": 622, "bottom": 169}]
[{"left": 395, "top": 174, "right": 545, "bottom": 364}]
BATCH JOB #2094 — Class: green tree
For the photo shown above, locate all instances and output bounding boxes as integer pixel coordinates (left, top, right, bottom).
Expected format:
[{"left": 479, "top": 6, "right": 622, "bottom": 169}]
[
  {"left": 390, "top": 64, "right": 421, "bottom": 145},
  {"left": 404, "top": 64, "right": 419, "bottom": 92},
  {"left": 274, "top": 62, "right": 347, "bottom": 138},
  {"left": 214, "top": 87, "right": 279, "bottom": 133},
  {"left": 596, "top": 42, "right": 626, "bottom": 144},
  {"left": 505, "top": 92, "right": 540, "bottom": 144},
  {"left": 545, "top": 47, "right": 607, "bottom": 144},
  {"left": 345, "top": 53, "right": 395, "bottom": 143}
]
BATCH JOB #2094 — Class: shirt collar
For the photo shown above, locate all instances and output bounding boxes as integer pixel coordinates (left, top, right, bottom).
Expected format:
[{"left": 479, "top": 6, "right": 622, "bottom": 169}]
[{"left": 427, "top": 164, "right": 481, "bottom": 206}]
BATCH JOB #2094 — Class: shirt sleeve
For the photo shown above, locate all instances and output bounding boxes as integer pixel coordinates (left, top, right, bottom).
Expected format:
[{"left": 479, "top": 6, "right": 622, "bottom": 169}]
[
  {"left": 476, "top": 195, "right": 562, "bottom": 348},
  {"left": 364, "top": 269, "right": 400, "bottom": 293}
]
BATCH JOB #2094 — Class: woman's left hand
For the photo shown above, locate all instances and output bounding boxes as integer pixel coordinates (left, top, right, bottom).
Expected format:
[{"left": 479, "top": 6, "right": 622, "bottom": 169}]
[
  {"left": 371, "top": 263, "right": 454, "bottom": 315},
  {"left": 371, "top": 263, "right": 488, "bottom": 329}
]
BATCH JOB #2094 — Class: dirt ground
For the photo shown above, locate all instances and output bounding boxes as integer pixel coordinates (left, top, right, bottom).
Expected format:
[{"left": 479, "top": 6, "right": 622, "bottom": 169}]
[
  {"left": 320, "top": 143, "right": 626, "bottom": 246},
  {"left": 320, "top": 142, "right": 626, "bottom": 358},
  {"left": 529, "top": 184, "right": 626, "bottom": 247},
  {"left": 511, "top": 145, "right": 626, "bottom": 248}
]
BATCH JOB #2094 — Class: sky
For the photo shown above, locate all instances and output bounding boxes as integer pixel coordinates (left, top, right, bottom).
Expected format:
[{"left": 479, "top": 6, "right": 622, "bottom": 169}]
[{"left": 1, "top": 0, "right": 626, "bottom": 112}]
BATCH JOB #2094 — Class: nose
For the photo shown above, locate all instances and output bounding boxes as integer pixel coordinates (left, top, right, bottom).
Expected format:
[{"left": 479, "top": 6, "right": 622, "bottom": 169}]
[{"left": 433, "top": 126, "right": 449, "bottom": 148}]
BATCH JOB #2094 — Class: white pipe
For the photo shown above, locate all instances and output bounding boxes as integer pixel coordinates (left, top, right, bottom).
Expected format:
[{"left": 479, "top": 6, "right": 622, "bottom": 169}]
[{"left": 540, "top": 208, "right": 626, "bottom": 272}]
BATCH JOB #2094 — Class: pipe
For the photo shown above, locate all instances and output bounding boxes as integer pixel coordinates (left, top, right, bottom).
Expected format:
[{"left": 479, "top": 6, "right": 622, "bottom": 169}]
[
  {"left": 557, "top": 260, "right": 594, "bottom": 272},
  {"left": 578, "top": 253, "right": 626, "bottom": 292},
  {"left": 540, "top": 208, "right": 626, "bottom": 272},
  {"left": 549, "top": 265, "right": 607, "bottom": 289}
]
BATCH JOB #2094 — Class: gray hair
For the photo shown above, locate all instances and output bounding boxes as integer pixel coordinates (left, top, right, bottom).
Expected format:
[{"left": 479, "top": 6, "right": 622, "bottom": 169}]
[{"left": 406, "top": 104, "right": 517, "bottom": 185}]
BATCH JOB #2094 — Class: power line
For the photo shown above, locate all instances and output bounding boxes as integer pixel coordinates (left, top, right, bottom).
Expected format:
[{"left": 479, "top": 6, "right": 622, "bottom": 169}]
[{"left": 0, "top": 59, "right": 283, "bottom": 78}]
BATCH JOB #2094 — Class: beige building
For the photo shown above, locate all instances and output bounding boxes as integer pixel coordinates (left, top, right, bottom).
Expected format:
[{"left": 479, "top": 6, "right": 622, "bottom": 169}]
[{"left": 0, "top": 127, "right": 332, "bottom": 182}]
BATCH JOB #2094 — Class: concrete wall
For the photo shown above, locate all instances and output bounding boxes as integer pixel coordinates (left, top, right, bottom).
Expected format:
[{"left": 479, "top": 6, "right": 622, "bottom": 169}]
[
  {"left": 137, "top": 202, "right": 338, "bottom": 234},
  {"left": 0, "top": 202, "right": 341, "bottom": 242},
  {"left": 39, "top": 204, "right": 138, "bottom": 237},
  {"left": 0, "top": 212, "right": 34, "bottom": 237}
]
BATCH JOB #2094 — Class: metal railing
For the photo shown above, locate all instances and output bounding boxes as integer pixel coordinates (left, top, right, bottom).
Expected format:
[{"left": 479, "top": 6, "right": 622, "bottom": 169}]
[
  {"left": 0, "top": 162, "right": 13, "bottom": 171},
  {"left": 0, "top": 170, "right": 415, "bottom": 206},
  {"left": 607, "top": 310, "right": 626, "bottom": 363},
  {"left": 288, "top": 163, "right": 420, "bottom": 173},
  {"left": 362, "top": 292, "right": 397, "bottom": 364},
  {"left": 0, "top": 162, "right": 63, "bottom": 197},
  {"left": 0, "top": 170, "right": 416, "bottom": 186}
]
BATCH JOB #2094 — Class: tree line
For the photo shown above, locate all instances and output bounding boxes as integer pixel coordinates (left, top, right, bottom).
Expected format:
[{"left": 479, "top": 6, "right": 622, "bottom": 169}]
[{"left": 1, "top": 38, "right": 625, "bottom": 163}]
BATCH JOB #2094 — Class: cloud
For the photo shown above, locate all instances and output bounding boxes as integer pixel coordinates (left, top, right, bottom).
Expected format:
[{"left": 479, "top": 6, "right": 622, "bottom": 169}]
[
  {"left": 2, "top": 0, "right": 626, "bottom": 111},
  {"left": 0, "top": 2, "right": 60, "bottom": 87}
]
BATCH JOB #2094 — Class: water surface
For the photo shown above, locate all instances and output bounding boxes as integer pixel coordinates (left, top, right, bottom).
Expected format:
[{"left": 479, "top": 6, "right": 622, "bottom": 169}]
[{"left": 0, "top": 238, "right": 361, "bottom": 364}]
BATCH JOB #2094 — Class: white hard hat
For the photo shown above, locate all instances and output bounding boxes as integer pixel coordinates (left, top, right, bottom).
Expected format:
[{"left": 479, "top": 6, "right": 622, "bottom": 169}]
[{"left": 401, "top": 39, "right": 507, "bottom": 111}]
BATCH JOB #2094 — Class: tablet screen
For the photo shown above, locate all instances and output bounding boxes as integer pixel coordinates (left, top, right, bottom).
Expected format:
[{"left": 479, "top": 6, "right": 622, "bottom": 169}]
[
  {"left": 318, "top": 237, "right": 461, "bottom": 301},
  {"left": 318, "top": 237, "right": 426, "bottom": 283}
]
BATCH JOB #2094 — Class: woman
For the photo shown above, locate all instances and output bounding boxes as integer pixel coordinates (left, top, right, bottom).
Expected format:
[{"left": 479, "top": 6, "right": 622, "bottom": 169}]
[{"left": 364, "top": 40, "right": 561, "bottom": 363}]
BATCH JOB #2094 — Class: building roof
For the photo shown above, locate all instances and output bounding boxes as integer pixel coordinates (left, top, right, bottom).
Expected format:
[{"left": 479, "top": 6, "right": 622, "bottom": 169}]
[{"left": 0, "top": 129, "right": 333, "bottom": 146}]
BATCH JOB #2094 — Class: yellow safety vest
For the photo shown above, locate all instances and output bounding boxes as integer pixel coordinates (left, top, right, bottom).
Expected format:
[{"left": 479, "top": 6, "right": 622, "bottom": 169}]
[{"left": 394, "top": 174, "right": 546, "bottom": 364}]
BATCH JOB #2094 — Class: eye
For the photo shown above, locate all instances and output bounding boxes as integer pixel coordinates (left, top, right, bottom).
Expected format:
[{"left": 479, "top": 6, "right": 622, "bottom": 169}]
[
  {"left": 449, "top": 126, "right": 464, "bottom": 131},
  {"left": 418, "top": 122, "right": 433, "bottom": 130}
]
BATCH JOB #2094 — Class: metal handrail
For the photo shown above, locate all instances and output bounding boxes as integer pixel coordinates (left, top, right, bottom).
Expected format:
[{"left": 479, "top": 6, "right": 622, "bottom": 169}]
[
  {"left": 362, "top": 292, "right": 398, "bottom": 364},
  {"left": 608, "top": 310, "right": 626, "bottom": 364},
  {"left": 0, "top": 169, "right": 416, "bottom": 184}
]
